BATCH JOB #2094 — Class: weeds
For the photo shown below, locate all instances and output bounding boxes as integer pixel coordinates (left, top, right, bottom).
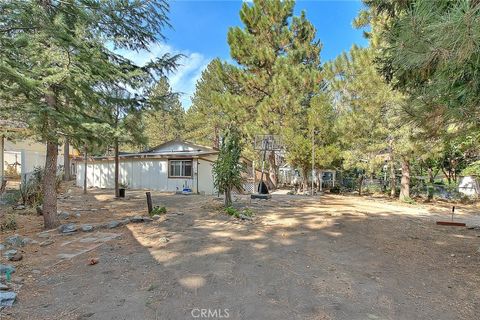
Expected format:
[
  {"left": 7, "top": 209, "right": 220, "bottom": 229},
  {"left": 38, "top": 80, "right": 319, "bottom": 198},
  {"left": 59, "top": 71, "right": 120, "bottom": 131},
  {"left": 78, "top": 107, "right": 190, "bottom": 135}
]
[
  {"left": 1, "top": 213, "right": 17, "bottom": 231},
  {"left": 225, "top": 206, "right": 255, "bottom": 219},
  {"left": 0, "top": 190, "right": 21, "bottom": 205},
  {"left": 150, "top": 206, "right": 167, "bottom": 216},
  {"left": 402, "top": 196, "right": 416, "bottom": 205},
  {"left": 242, "top": 208, "right": 254, "bottom": 217},
  {"left": 225, "top": 206, "right": 240, "bottom": 218}
]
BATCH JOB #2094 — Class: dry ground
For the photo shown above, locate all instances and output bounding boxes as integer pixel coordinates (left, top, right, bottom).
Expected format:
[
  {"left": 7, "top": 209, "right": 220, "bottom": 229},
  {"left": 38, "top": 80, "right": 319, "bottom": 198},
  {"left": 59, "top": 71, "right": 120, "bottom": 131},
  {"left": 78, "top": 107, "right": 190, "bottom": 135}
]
[{"left": 1, "top": 188, "right": 480, "bottom": 320}]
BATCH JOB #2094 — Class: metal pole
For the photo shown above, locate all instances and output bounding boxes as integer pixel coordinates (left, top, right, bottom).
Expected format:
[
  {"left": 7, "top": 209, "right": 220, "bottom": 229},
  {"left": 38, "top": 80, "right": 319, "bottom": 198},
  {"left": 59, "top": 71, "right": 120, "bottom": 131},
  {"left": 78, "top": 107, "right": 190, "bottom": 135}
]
[
  {"left": 311, "top": 129, "right": 315, "bottom": 196},
  {"left": 252, "top": 160, "right": 256, "bottom": 194},
  {"left": 83, "top": 144, "right": 87, "bottom": 194},
  {"left": 0, "top": 135, "right": 4, "bottom": 183}
]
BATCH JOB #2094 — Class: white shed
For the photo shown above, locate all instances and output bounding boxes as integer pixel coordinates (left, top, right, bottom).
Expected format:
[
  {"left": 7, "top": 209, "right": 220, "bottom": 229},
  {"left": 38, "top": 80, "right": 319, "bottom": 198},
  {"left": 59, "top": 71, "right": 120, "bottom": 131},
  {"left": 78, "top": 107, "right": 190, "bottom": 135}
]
[{"left": 75, "top": 139, "right": 243, "bottom": 195}]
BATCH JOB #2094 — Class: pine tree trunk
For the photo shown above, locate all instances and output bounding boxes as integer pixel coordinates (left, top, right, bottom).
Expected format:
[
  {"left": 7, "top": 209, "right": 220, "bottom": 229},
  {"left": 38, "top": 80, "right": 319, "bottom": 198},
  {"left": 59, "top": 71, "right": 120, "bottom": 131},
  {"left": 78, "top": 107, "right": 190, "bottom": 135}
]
[
  {"left": 63, "top": 138, "right": 70, "bottom": 181},
  {"left": 114, "top": 139, "right": 119, "bottom": 198},
  {"left": 399, "top": 157, "right": 411, "bottom": 201},
  {"left": 213, "top": 126, "right": 220, "bottom": 149},
  {"left": 301, "top": 168, "right": 307, "bottom": 192},
  {"left": 42, "top": 141, "right": 59, "bottom": 229},
  {"left": 224, "top": 188, "right": 232, "bottom": 207},
  {"left": 358, "top": 174, "right": 364, "bottom": 196},
  {"left": 427, "top": 167, "right": 434, "bottom": 201}
]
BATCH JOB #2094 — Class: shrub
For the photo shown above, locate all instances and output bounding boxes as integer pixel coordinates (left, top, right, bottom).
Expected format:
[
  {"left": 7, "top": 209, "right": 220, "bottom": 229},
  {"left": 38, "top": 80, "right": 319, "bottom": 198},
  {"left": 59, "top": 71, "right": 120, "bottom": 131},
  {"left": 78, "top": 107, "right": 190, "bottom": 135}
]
[
  {"left": 330, "top": 185, "right": 341, "bottom": 194},
  {"left": 20, "top": 167, "right": 62, "bottom": 206},
  {"left": 212, "top": 128, "right": 244, "bottom": 207},
  {"left": 1, "top": 213, "right": 17, "bottom": 231},
  {"left": 225, "top": 207, "right": 255, "bottom": 219},
  {"left": 242, "top": 208, "right": 254, "bottom": 217},
  {"left": 225, "top": 206, "right": 240, "bottom": 218},
  {"left": 150, "top": 206, "right": 167, "bottom": 216},
  {"left": 0, "top": 190, "right": 21, "bottom": 205}
]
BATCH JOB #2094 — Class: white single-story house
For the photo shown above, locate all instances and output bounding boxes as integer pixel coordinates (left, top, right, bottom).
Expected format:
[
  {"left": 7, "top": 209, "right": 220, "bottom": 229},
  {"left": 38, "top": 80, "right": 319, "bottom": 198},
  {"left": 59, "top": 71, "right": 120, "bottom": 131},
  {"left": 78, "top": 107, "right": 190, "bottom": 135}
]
[{"left": 75, "top": 139, "right": 255, "bottom": 195}]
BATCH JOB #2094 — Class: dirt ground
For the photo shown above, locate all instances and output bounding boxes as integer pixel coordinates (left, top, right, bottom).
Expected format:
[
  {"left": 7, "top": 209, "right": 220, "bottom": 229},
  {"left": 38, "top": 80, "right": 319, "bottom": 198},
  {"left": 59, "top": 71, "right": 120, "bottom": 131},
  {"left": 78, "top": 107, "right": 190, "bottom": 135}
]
[{"left": 1, "top": 188, "right": 480, "bottom": 320}]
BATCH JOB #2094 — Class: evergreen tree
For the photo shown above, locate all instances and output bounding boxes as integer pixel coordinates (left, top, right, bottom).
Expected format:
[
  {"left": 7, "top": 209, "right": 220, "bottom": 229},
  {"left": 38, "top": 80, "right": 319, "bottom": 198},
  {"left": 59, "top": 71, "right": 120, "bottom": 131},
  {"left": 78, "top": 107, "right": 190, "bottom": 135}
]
[
  {"left": 225, "top": 0, "right": 323, "bottom": 187},
  {"left": 284, "top": 94, "right": 341, "bottom": 192},
  {"left": 212, "top": 128, "right": 244, "bottom": 207},
  {"left": 186, "top": 59, "right": 251, "bottom": 151},
  {"left": 357, "top": 0, "right": 480, "bottom": 136},
  {"left": 326, "top": 46, "right": 426, "bottom": 200},
  {"left": 0, "top": 0, "right": 178, "bottom": 228}
]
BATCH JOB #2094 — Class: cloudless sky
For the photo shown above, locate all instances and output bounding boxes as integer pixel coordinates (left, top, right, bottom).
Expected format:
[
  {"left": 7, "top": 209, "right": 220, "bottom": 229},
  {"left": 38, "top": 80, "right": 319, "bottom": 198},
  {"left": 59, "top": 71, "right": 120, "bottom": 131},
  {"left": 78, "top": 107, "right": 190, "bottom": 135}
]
[{"left": 143, "top": 0, "right": 368, "bottom": 108}]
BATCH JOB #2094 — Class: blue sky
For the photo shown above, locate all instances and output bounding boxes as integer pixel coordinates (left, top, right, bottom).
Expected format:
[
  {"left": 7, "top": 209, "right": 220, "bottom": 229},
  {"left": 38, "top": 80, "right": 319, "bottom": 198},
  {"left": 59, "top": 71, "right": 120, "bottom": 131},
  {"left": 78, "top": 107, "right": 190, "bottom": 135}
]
[{"left": 127, "top": 0, "right": 368, "bottom": 108}]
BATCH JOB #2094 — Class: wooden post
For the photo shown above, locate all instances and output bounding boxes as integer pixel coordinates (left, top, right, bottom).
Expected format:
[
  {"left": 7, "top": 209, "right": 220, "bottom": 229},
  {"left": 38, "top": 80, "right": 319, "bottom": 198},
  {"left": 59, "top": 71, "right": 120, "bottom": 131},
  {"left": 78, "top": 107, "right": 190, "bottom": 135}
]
[{"left": 146, "top": 192, "right": 153, "bottom": 214}]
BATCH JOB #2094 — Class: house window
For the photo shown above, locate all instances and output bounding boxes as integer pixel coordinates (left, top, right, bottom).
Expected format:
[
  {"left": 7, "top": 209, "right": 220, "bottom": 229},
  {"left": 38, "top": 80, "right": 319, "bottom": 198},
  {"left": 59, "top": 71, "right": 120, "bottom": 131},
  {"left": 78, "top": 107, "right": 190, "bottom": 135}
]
[{"left": 169, "top": 160, "right": 192, "bottom": 178}]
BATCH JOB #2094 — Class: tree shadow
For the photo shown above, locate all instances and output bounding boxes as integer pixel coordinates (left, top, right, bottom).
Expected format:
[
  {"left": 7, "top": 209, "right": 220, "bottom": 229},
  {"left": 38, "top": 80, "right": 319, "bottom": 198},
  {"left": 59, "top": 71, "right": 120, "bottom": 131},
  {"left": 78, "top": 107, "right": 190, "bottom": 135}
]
[{"left": 8, "top": 192, "right": 480, "bottom": 320}]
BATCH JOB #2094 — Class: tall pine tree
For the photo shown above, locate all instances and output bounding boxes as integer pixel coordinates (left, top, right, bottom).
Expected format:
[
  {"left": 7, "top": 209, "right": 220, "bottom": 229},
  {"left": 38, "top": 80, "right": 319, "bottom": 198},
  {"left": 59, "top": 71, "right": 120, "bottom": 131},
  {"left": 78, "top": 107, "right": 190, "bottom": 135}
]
[{"left": 0, "top": 0, "right": 178, "bottom": 228}]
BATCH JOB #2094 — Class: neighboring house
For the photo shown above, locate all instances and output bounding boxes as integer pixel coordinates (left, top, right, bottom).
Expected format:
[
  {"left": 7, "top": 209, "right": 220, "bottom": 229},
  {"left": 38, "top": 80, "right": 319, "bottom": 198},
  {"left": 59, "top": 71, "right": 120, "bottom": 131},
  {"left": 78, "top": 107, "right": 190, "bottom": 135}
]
[
  {"left": 75, "top": 139, "right": 255, "bottom": 195},
  {"left": 458, "top": 176, "right": 480, "bottom": 197},
  {"left": 2, "top": 138, "right": 77, "bottom": 180},
  {"left": 1, "top": 120, "right": 77, "bottom": 182}
]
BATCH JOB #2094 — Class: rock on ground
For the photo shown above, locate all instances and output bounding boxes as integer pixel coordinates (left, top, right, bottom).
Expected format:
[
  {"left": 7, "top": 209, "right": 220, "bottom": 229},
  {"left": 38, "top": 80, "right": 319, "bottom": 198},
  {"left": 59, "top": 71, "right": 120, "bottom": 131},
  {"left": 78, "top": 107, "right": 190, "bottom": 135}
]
[
  {"left": 58, "top": 223, "right": 77, "bottom": 234},
  {"left": 3, "top": 250, "right": 22, "bottom": 261},
  {"left": 57, "top": 211, "right": 70, "bottom": 220},
  {"left": 130, "top": 216, "right": 144, "bottom": 223},
  {"left": 81, "top": 225, "right": 94, "bottom": 232},
  {"left": 5, "top": 235, "right": 26, "bottom": 247},
  {"left": 106, "top": 221, "right": 120, "bottom": 229}
]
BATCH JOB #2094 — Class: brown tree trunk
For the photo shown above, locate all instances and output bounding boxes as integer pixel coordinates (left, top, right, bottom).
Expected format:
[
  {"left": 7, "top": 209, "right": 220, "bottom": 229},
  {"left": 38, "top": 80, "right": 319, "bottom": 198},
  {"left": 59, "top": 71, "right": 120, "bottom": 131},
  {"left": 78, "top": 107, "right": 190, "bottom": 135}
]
[
  {"left": 42, "top": 141, "right": 59, "bottom": 229},
  {"left": 63, "top": 138, "right": 70, "bottom": 181},
  {"left": 358, "top": 174, "right": 364, "bottom": 196},
  {"left": 268, "top": 151, "right": 277, "bottom": 189},
  {"left": 427, "top": 167, "right": 434, "bottom": 201},
  {"left": 224, "top": 188, "right": 232, "bottom": 207},
  {"left": 302, "top": 167, "right": 309, "bottom": 192},
  {"left": 399, "top": 157, "right": 410, "bottom": 201},
  {"left": 114, "top": 139, "right": 119, "bottom": 198}
]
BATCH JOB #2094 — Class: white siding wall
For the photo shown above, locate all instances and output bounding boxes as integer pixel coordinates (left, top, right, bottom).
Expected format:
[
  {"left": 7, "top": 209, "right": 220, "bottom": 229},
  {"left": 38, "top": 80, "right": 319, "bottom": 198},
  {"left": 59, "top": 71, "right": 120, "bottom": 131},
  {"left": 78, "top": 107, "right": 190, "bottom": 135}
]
[
  {"left": 76, "top": 158, "right": 213, "bottom": 193},
  {"left": 4, "top": 139, "right": 65, "bottom": 176},
  {"left": 197, "top": 158, "right": 216, "bottom": 195}
]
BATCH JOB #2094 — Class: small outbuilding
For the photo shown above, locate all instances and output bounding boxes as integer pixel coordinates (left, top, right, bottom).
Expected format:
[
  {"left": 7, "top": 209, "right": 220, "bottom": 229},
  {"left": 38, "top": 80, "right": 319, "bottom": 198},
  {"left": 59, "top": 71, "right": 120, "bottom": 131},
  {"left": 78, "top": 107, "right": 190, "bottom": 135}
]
[{"left": 75, "top": 139, "right": 254, "bottom": 195}]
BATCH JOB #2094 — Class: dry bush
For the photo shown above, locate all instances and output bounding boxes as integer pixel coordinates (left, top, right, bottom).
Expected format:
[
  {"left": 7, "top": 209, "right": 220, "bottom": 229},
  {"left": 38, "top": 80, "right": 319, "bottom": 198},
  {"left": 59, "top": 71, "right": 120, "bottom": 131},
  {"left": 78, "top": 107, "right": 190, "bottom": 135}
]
[{"left": 20, "top": 167, "right": 62, "bottom": 206}]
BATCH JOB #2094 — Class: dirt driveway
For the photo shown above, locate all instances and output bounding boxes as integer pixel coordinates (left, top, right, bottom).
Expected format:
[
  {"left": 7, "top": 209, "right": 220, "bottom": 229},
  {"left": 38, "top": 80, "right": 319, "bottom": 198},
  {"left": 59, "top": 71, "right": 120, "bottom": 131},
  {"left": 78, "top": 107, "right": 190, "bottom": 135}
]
[{"left": 2, "top": 190, "right": 480, "bottom": 320}]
